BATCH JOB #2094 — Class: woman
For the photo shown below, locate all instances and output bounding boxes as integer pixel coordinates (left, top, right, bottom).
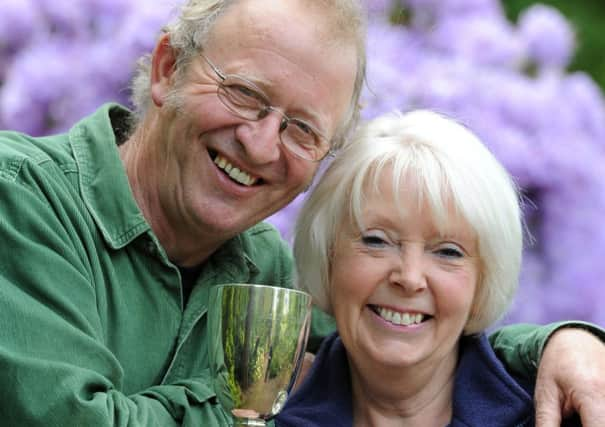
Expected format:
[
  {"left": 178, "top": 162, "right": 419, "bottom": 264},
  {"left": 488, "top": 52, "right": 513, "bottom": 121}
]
[{"left": 276, "top": 110, "right": 581, "bottom": 426}]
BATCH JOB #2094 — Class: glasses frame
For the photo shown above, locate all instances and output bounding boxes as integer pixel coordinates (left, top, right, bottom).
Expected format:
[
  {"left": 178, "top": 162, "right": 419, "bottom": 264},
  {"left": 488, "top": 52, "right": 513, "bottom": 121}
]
[{"left": 200, "top": 52, "right": 332, "bottom": 162}]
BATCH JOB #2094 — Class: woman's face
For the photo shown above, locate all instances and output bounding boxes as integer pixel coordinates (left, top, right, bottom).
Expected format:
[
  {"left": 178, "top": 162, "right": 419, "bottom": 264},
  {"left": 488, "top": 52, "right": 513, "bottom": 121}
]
[{"left": 329, "top": 171, "right": 480, "bottom": 374}]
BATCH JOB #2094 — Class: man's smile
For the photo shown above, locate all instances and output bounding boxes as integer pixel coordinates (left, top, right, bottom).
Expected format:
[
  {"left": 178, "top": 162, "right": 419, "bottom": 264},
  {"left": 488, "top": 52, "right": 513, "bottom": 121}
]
[{"left": 210, "top": 150, "right": 261, "bottom": 186}]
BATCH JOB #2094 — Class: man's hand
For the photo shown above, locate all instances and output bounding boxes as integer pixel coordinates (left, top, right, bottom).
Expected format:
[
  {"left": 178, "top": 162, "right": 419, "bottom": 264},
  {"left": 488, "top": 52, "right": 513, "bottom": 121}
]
[
  {"left": 535, "top": 328, "right": 605, "bottom": 426},
  {"left": 292, "top": 352, "right": 315, "bottom": 392}
]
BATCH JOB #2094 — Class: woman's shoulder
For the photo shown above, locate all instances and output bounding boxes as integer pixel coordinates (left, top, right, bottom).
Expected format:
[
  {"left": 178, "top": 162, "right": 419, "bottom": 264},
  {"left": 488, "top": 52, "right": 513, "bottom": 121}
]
[{"left": 453, "top": 333, "right": 535, "bottom": 426}]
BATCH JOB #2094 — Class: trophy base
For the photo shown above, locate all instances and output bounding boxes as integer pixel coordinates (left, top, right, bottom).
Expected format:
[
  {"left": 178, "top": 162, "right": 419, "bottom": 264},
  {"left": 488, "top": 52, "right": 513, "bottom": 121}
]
[
  {"left": 232, "top": 420, "right": 266, "bottom": 427},
  {"left": 231, "top": 409, "right": 267, "bottom": 426}
]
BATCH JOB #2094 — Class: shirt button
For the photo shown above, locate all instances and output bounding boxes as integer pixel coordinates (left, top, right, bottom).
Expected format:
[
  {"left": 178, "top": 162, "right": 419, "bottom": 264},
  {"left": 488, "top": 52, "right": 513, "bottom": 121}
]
[{"left": 145, "top": 241, "right": 156, "bottom": 254}]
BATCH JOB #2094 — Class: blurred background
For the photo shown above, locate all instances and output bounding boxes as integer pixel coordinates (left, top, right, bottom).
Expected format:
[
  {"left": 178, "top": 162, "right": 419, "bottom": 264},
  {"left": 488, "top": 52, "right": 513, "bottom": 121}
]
[{"left": 1, "top": 0, "right": 604, "bottom": 327}]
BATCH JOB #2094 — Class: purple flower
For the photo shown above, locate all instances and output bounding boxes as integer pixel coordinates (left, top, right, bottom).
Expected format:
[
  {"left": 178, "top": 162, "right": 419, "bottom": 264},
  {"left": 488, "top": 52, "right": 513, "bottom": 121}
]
[
  {"left": 1, "top": 0, "right": 604, "bottom": 327},
  {"left": 363, "top": 0, "right": 391, "bottom": 16},
  {"left": 362, "top": 22, "right": 423, "bottom": 117},
  {"left": 116, "top": 1, "right": 177, "bottom": 56},
  {"left": 402, "top": 0, "right": 503, "bottom": 28},
  {"left": 559, "top": 72, "right": 605, "bottom": 148},
  {"left": 266, "top": 195, "right": 306, "bottom": 243},
  {"left": 427, "top": 15, "right": 526, "bottom": 68},
  {"left": 35, "top": 0, "right": 93, "bottom": 37},
  {"left": 518, "top": 4, "right": 576, "bottom": 70},
  {"left": 0, "top": 40, "right": 74, "bottom": 135},
  {"left": 0, "top": 0, "right": 44, "bottom": 49}
]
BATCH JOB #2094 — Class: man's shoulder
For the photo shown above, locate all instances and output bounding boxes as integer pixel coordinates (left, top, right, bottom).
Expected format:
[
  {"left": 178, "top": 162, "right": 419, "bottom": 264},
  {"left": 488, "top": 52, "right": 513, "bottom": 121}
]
[
  {"left": 237, "top": 221, "right": 294, "bottom": 284},
  {"left": 0, "top": 103, "right": 125, "bottom": 172},
  {"left": 240, "top": 221, "right": 293, "bottom": 265},
  {"left": 241, "top": 221, "right": 291, "bottom": 251},
  {"left": 0, "top": 129, "right": 74, "bottom": 182}
]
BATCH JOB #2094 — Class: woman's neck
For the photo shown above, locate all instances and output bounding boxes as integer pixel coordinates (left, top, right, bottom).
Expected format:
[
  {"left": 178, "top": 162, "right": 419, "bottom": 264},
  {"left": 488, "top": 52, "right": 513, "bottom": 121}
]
[{"left": 349, "top": 350, "right": 458, "bottom": 427}]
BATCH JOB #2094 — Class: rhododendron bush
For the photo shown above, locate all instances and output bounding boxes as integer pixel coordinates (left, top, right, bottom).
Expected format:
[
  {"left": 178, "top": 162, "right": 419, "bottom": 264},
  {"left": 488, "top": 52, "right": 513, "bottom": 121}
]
[{"left": 2, "top": 0, "right": 604, "bottom": 326}]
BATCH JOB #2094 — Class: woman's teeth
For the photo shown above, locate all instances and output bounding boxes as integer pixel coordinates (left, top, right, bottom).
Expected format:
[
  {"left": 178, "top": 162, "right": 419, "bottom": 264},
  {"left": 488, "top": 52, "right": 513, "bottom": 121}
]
[
  {"left": 213, "top": 154, "right": 258, "bottom": 186},
  {"left": 377, "top": 307, "right": 425, "bottom": 326}
]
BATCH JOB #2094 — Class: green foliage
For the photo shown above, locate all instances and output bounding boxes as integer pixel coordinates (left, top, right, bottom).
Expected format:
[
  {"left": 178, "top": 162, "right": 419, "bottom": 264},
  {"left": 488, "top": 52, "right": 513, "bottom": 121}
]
[{"left": 503, "top": 0, "right": 605, "bottom": 91}]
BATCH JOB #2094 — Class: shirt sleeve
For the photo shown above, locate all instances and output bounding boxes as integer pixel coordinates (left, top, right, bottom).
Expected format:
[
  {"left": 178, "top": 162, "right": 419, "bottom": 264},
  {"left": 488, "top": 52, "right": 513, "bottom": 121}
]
[
  {"left": 0, "top": 160, "right": 229, "bottom": 426},
  {"left": 488, "top": 321, "right": 605, "bottom": 379}
]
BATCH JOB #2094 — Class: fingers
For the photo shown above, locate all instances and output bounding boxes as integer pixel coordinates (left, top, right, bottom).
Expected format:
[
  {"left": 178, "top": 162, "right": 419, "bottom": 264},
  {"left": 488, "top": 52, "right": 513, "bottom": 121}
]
[
  {"left": 535, "top": 327, "right": 605, "bottom": 427},
  {"left": 533, "top": 377, "right": 563, "bottom": 427},
  {"left": 572, "top": 388, "right": 605, "bottom": 427}
]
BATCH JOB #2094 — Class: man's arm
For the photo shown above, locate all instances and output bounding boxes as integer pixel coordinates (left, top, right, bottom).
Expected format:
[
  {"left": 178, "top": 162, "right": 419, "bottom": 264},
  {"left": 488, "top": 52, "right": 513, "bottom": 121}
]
[
  {"left": 534, "top": 327, "right": 605, "bottom": 427},
  {"left": 490, "top": 322, "right": 605, "bottom": 426}
]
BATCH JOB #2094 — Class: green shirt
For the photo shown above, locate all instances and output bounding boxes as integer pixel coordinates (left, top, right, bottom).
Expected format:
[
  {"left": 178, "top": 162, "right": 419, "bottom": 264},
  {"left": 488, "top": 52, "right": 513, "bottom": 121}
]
[{"left": 0, "top": 104, "right": 597, "bottom": 426}]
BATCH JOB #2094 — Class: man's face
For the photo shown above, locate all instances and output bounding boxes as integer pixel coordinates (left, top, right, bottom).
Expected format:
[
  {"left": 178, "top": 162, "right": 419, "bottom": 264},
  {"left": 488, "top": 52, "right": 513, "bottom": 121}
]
[{"left": 146, "top": 0, "right": 357, "bottom": 252}]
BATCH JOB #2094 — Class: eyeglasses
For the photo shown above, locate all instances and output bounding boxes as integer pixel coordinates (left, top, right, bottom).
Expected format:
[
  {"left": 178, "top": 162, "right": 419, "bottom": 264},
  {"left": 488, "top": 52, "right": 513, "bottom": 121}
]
[{"left": 200, "top": 52, "right": 332, "bottom": 162}]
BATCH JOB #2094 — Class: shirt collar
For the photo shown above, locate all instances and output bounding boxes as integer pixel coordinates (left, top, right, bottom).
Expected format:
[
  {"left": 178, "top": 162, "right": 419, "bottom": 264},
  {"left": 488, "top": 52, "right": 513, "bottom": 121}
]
[
  {"left": 69, "top": 103, "right": 149, "bottom": 249},
  {"left": 203, "top": 232, "right": 260, "bottom": 282},
  {"left": 67, "top": 103, "right": 261, "bottom": 278},
  {"left": 451, "top": 333, "right": 534, "bottom": 426}
]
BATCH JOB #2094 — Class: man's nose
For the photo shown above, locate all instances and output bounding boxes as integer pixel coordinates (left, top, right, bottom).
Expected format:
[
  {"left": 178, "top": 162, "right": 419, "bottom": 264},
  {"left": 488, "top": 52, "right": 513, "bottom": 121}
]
[{"left": 234, "top": 111, "right": 283, "bottom": 164}]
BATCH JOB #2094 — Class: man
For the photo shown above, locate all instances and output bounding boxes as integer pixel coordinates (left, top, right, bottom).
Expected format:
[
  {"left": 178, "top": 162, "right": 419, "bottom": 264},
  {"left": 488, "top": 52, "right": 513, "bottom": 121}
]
[{"left": 0, "top": 0, "right": 602, "bottom": 425}]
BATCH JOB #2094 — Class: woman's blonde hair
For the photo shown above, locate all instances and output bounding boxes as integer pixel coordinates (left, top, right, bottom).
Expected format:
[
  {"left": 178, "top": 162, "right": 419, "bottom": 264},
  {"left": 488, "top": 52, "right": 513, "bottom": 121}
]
[{"left": 294, "top": 110, "right": 523, "bottom": 333}]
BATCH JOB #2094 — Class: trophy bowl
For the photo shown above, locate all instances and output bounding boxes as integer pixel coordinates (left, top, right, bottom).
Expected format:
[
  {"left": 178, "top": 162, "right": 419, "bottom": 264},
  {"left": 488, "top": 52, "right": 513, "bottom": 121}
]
[{"left": 208, "top": 284, "right": 312, "bottom": 426}]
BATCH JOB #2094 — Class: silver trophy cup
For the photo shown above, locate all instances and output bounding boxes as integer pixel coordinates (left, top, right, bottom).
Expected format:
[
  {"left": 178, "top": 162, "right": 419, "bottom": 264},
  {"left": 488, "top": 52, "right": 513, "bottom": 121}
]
[{"left": 208, "top": 284, "right": 312, "bottom": 426}]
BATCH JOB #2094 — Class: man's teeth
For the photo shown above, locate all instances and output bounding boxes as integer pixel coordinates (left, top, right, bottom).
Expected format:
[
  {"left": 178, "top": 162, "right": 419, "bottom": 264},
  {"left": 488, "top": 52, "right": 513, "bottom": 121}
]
[
  {"left": 213, "top": 155, "right": 257, "bottom": 186},
  {"left": 377, "top": 307, "right": 425, "bottom": 326}
]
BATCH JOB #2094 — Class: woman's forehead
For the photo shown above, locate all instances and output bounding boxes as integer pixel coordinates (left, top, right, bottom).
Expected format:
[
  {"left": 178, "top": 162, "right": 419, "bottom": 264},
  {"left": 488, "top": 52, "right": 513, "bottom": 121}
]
[{"left": 358, "top": 170, "right": 475, "bottom": 235}]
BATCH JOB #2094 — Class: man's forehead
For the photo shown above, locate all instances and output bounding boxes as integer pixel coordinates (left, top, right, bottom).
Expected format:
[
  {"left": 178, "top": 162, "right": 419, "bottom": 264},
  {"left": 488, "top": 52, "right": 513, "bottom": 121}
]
[
  {"left": 207, "top": 0, "right": 349, "bottom": 53},
  {"left": 199, "top": 0, "right": 357, "bottom": 138}
]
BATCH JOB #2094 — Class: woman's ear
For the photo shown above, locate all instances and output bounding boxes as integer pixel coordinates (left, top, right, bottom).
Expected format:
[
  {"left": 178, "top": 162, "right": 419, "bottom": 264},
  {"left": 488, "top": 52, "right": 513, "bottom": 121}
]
[{"left": 150, "top": 32, "right": 177, "bottom": 107}]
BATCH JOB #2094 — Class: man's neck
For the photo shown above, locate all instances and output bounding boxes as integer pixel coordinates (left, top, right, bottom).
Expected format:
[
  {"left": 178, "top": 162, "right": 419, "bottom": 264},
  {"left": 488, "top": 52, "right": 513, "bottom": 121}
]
[{"left": 118, "top": 125, "right": 224, "bottom": 266}]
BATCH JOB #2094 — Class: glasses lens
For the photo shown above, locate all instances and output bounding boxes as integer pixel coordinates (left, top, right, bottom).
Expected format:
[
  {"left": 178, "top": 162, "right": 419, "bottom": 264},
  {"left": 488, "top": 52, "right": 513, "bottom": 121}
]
[
  {"left": 216, "top": 76, "right": 330, "bottom": 162},
  {"left": 281, "top": 123, "right": 329, "bottom": 161},
  {"left": 217, "top": 78, "right": 266, "bottom": 120}
]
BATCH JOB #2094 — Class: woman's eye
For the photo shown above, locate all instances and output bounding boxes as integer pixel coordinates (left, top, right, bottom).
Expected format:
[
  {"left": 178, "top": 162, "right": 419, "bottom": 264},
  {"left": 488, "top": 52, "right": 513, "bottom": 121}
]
[
  {"left": 436, "top": 246, "right": 464, "bottom": 258},
  {"left": 360, "top": 234, "right": 388, "bottom": 247}
]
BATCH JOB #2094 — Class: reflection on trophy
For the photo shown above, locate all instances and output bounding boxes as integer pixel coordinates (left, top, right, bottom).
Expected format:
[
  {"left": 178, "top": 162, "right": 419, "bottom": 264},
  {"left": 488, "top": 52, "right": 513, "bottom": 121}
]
[{"left": 208, "top": 284, "right": 312, "bottom": 426}]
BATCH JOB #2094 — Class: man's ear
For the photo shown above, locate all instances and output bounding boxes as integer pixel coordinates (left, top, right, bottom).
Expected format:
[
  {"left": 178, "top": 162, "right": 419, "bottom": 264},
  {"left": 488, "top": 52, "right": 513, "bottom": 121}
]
[{"left": 150, "top": 32, "right": 177, "bottom": 107}]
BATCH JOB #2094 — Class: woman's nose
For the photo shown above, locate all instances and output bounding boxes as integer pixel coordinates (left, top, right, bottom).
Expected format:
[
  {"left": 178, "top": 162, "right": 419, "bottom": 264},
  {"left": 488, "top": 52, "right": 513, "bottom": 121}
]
[{"left": 388, "top": 249, "right": 428, "bottom": 293}]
